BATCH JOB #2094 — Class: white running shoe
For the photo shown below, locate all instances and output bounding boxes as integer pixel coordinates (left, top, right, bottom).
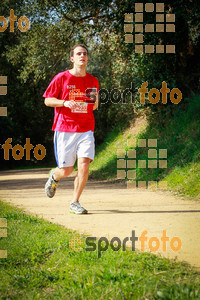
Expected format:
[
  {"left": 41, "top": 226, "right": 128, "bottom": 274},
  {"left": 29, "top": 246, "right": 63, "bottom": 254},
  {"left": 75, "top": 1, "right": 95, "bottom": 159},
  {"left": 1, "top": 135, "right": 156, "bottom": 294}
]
[
  {"left": 70, "top": 201, "right": 88, "bottom": 214},
  {"left": 45, "top": 169, "right": 58, "bottom": 198}
]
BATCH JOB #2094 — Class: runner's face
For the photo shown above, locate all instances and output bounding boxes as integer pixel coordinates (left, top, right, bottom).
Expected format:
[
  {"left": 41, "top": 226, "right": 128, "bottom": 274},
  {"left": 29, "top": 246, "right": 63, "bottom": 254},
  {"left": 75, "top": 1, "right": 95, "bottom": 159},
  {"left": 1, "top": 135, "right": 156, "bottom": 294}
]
[{"left": 71, "top": 47, "right": 88, "bottom": 67}]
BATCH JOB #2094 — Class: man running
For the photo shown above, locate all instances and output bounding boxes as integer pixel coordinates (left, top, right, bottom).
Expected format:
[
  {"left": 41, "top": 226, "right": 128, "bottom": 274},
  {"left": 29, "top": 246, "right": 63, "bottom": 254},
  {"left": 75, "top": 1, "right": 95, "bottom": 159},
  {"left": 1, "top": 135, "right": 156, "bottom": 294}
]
[{"left": 43, "top": 44, "right": 99, "bottom": 214}]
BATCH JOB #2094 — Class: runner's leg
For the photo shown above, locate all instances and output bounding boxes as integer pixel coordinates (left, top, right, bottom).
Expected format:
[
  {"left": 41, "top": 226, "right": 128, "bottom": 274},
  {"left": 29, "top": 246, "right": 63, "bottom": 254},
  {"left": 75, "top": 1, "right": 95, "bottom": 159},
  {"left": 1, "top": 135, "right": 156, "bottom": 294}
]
[
  {"left": 53, "top": 166, "right": 73, "bottom": 181},
  {"left": 72, "top": 157, "right": 91, "bottom": 202}
]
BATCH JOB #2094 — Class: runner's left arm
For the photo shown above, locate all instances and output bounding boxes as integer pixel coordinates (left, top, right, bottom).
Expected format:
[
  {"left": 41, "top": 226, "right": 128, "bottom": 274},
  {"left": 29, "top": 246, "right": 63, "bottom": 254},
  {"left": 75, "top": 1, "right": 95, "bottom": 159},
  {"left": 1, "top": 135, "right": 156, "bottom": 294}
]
[{"left": 93, "top": 92, "right": 99, "bottom": 110}]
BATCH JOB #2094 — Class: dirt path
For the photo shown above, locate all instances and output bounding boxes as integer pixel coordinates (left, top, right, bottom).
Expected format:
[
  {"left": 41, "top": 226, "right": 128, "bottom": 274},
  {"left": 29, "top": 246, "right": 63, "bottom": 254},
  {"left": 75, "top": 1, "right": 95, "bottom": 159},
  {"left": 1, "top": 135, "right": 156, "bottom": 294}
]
[{"left": 0, "top": 168, "right": 200, "bottom": 269}]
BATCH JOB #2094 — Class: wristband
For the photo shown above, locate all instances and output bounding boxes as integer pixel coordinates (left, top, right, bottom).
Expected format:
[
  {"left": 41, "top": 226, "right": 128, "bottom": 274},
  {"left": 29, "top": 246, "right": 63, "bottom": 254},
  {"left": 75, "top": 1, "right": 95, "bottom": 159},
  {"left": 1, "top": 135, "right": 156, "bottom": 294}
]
[{"left": 63, "top": 100, "right": 66, "bottom": 106}]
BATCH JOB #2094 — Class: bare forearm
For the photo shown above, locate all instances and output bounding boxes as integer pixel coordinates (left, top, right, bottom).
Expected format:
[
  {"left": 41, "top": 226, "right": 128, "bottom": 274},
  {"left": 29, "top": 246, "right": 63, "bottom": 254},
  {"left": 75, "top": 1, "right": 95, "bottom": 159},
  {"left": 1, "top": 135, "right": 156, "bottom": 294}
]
[
  {"left": 45, "top": 96, "right": 99, "bottom": 110},
  {"left": 44, "top": 97, "right": 64, "bottom": 107},
  {"left": 93, "top": 94, "right": 99, "bottom": 110},
  {"left": 93, "top": 101, "right": 98, "bottom": 110}
]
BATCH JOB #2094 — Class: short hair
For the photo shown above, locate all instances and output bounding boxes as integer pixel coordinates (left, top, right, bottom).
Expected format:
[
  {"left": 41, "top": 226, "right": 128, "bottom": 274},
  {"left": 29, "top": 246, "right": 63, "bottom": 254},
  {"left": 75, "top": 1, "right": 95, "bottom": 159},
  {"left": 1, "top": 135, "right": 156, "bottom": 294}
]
[{"left": 70, "top": 44, "right": 88, "bottom": 57}]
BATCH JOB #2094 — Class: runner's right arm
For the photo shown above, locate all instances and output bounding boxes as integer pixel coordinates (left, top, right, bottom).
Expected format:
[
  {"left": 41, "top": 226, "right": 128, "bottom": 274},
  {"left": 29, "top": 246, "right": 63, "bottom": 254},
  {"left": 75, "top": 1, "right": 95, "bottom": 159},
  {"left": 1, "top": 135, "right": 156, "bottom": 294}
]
[{"left": 44, "top": 97, "right": 77, "bottom": 109}]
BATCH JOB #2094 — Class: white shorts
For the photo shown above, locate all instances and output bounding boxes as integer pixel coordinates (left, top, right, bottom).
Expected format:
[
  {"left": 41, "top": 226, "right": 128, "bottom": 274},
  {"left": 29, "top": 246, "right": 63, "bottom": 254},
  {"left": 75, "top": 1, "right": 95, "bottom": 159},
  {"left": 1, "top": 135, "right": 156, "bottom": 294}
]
[{"left": 54, "top": 130, "right": 95, "bottom": 168}]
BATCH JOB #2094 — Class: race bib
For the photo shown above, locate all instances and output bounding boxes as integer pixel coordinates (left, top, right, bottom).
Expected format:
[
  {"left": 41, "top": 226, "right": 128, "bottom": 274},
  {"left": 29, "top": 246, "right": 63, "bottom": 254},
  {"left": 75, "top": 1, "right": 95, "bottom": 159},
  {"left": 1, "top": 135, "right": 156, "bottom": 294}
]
[
  {"left": 69, "top": 89, "right": 88, "bottom": 113},
  {"left": 71, "top": 102, "right": 88, "bottom": 113}
]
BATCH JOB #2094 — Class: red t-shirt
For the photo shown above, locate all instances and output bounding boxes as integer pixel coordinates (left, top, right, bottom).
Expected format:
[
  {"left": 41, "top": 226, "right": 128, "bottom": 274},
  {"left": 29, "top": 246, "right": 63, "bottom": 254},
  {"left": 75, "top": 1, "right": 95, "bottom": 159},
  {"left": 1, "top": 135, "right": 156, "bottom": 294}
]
[{"left": 43, "top": 70, "right": 99, "bottom": 132}]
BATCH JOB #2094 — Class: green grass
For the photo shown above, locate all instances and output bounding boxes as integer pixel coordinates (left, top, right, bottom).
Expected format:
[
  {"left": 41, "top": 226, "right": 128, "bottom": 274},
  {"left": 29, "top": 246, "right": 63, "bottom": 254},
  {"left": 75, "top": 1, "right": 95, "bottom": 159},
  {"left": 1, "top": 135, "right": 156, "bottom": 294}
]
[
  {"left": 0, "top": 200, "right": 200, "bottom": 299},
  {"left": 166, "top": 161, "right": 200, "bottom": 198},
  {"left": 89, "top": 95, "right": 200, "bottom": 199},
  {"left": 135, "top": 95, "right": 200, "bottom": 199}
]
